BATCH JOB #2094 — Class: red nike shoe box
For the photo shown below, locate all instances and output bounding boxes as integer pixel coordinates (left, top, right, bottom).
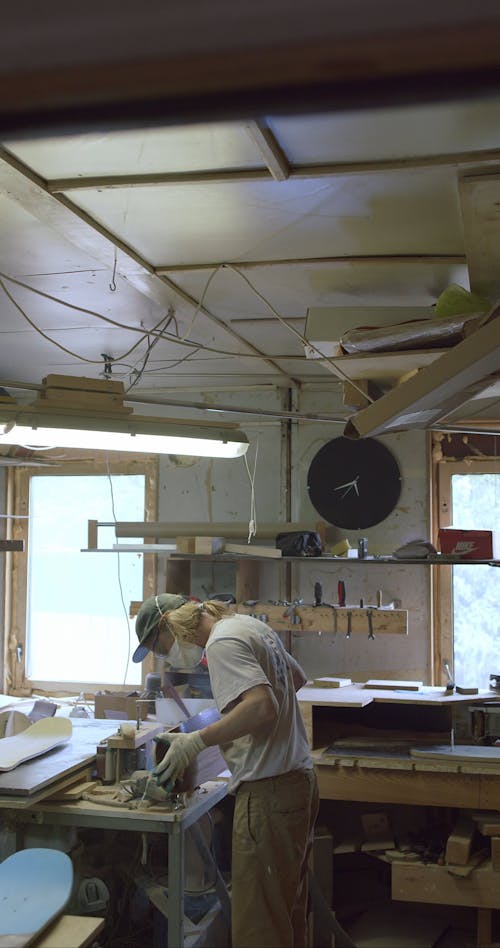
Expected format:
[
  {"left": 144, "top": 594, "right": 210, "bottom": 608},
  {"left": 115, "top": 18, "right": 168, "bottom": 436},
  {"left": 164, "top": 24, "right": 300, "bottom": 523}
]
[{"left": 438, "top": 528, "right": 493, "bottom": 560}]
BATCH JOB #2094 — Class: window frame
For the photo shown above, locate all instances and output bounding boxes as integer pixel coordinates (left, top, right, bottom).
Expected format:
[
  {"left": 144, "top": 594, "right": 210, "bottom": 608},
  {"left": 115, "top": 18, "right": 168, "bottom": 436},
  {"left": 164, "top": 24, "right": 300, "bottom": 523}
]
[
  {"left": 4, "top": 453, "right": 158, "bottom": 697},
  {"left": 432, "top": 435, "right": 500, "bottom": 685}
]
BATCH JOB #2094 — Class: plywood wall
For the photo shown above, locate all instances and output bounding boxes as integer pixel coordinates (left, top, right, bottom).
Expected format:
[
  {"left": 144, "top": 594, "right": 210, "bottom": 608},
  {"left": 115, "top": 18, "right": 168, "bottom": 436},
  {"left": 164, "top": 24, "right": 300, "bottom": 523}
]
[{"left": 156, "top": 386, "right": 432, "bottom": 683}]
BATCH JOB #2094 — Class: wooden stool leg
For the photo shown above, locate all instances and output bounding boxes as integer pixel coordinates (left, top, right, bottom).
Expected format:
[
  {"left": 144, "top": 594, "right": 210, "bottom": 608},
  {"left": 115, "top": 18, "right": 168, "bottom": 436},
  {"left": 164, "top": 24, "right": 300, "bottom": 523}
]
[{"left": 477, "top": 908, "right": 492, "bottom": 947}]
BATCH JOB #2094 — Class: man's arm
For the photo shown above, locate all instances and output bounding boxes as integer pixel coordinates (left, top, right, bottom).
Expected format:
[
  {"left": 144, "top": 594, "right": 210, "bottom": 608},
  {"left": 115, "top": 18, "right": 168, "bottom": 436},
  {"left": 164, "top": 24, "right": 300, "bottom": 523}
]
[
  {"left": 199, "top": 683, "right": 278, "bottom": 747},
  {"left": 153, "top": 684, "right": 278, "bottom": 784}
]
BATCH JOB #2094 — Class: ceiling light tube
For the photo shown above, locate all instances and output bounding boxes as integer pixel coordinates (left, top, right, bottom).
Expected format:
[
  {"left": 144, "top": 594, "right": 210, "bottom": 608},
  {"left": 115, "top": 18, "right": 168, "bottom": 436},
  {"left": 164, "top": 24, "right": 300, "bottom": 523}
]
[{"left": 0, "top": 412, "right": 249, "bottom": 458}]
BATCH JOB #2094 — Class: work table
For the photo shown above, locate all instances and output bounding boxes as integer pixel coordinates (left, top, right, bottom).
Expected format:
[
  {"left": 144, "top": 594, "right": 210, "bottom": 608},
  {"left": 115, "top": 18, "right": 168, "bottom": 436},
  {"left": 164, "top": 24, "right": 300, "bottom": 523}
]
[
  {"left": 298, "top": 683, "right": 500, "bottom": 808},
  {"left": 298, "top": 683, "right": 500, "bottom": 947},
  {"left": 298, "top": 681, "right": 498, "bottom": 708}
]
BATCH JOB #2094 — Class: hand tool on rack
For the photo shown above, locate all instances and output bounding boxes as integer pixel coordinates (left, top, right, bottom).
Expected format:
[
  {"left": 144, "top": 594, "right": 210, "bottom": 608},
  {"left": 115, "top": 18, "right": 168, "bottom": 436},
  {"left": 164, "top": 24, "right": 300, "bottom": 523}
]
[
  {"left": 367, "top": 609, "right": 375, "bottom": 640},
  {"left": 338, "top": 580, "right": 346, "bottom": 607},
  {"left": 282, "top": 599, "right": 303, "bottom": 624},
  {"left": 345, "top": 611, "right": 352, "bottom": 639},
  {"left": 313, "top": 581, "right": 324, "bottom": 634},
  {"left": 313, "top": 582, "right": 323, "bottom": 607}
]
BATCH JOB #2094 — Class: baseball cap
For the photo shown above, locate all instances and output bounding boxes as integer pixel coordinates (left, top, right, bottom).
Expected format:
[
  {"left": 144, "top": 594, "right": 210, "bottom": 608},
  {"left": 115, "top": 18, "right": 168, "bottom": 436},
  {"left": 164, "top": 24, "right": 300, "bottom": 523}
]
[{"left": 132, "top": 592, "right": 187, "bottom": 663}]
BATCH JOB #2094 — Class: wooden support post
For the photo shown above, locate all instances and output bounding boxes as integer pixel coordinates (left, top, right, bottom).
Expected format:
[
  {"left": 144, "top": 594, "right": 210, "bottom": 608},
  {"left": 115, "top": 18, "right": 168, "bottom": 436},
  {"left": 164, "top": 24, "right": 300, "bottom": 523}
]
[
  {"left": 477, "top": 908, "right": 492, "bottom": 947},
  {"left": 87, "top": 520, "right": 98, "bottom": 550}
]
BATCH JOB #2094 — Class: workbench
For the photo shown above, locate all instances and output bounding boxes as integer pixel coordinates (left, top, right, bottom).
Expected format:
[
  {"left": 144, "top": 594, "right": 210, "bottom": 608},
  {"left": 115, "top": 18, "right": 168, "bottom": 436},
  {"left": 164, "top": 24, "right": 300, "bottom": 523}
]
[
  {"left": 298, "top": 682, "right": 500, "bottom": 808},
  {"left": 5, "top": 780, "right": 230, "bottom": 948},
  {"left": 299, "top": 683, "right": 500, "bottom": 946},
  {"left": 0, "top": 718, "right": 230, "bottom": 948}
]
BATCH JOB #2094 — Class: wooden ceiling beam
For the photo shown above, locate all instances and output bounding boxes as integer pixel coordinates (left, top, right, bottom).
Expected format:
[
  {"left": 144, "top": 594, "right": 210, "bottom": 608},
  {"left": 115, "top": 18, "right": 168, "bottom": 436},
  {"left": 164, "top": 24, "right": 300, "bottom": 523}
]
[
  {"left": 244, "top": 120, "right": 290, "bottom": 181},
  {"left": 156, "top": 253, "right": 465, "bottom": 274},
  {"left": 45, "top": 148, "right": 500, "bottom": 193}
]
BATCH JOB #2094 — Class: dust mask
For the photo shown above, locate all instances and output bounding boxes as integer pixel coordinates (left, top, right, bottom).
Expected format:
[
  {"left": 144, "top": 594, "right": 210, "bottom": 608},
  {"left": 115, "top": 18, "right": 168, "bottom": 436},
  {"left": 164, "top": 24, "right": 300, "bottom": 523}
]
[{"left": 165, "top": 639, "right": 203, "bottom": 670}]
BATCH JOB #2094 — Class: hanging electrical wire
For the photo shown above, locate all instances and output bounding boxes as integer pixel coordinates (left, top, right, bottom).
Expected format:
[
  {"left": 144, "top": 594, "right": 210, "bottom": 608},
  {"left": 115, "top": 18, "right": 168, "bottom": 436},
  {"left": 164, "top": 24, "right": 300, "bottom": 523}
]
[
  {"left": 243, "top": 440, "right": 259, "bottom": 543},
  {"left": 0, "top": 276, "right": 181, "bottom": 366}
]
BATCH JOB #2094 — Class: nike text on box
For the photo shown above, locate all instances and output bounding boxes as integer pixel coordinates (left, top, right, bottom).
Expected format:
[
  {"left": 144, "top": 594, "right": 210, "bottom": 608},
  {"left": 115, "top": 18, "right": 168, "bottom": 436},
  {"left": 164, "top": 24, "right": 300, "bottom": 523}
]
[{"left": 438, "top": 528, "right": 493, "bottom": 560}]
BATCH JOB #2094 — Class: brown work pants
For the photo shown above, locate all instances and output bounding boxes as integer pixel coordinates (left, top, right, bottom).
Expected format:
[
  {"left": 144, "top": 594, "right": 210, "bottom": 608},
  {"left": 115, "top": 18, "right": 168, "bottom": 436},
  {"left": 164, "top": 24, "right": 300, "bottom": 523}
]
[{"left": 231, "top": 767, "right": 319, "bottom": 948}]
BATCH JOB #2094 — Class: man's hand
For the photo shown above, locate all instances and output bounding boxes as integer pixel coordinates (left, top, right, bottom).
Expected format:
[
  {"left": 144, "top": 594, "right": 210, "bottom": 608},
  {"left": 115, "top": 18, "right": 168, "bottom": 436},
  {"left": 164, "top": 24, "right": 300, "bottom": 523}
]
[{"left": 153, "top": 731, "right": 206, "bottom": 785}]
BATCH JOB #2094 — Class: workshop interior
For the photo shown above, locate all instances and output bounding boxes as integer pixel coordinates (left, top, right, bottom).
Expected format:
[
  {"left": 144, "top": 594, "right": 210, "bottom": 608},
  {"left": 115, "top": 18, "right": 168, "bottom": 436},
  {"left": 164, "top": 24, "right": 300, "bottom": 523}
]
[{"left": 3, "top": 4, "right": 500, "bottom": 947}]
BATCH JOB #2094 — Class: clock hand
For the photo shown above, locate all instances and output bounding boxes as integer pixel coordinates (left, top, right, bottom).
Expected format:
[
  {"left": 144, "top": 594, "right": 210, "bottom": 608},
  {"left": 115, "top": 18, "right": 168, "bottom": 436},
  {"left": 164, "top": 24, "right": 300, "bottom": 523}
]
[{"left": 334, "top": 476, "right": 360, "bottom": 500}]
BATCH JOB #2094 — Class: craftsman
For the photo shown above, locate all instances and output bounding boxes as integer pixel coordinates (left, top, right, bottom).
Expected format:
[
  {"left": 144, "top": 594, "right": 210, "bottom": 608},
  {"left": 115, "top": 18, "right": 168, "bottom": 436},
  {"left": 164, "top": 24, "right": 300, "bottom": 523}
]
[{"left": 133, "top": 594, "right": 319, "bottom": 948}]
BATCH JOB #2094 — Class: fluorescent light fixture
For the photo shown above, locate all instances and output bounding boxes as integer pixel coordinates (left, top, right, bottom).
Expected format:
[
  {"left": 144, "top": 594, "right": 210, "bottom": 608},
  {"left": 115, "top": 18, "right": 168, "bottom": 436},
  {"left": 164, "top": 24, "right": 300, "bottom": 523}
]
[
  {"left": 343, "top": 308, "right": 500, "bottom": 439},
  {"left": 0, "top": 376, "right": 249, "bottom": 458}
]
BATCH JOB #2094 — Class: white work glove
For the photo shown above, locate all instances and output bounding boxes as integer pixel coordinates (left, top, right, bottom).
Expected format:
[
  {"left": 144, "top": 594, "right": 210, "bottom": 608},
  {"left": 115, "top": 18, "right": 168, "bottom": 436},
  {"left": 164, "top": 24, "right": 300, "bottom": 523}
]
[{"left": 153, "top": 731, "right": 206, "bottom": 785}]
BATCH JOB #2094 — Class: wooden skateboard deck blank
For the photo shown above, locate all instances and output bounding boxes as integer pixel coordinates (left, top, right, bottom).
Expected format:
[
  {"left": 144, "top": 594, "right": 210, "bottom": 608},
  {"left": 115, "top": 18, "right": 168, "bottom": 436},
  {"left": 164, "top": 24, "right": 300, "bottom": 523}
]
[{"left": 0, "top": 718, "right": 72, "bottom": 772}]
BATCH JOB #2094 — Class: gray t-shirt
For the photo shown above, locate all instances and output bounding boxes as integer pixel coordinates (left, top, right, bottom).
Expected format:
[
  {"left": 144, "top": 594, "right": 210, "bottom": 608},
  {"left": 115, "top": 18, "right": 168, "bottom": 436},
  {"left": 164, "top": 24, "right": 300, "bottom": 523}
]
[{"left": 205, "top": 613, "right": 312, "bottom": 792}]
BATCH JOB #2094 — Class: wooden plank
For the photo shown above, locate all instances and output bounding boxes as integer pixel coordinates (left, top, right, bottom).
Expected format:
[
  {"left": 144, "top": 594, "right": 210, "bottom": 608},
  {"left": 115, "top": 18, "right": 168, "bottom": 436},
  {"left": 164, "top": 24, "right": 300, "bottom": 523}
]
[
  {"left": 312, "top": 677, "right": 352, "bottom": 688},
  {"left": 411, "top": 745, "right": 500, "bottom": 765},
  {"left": 35, "top": 914, "right": 105, "bottom": 948},
  {"left": 315, "top": 763, "right": 483, "bottom": 808},
  {"left": 473, "top": 813, "right": 500, "bottom": 837},
  {"left": 478, "top": 775, "right": 500, "bottom": 810},
  {"left": 315, "top": 349, "right": 444, "bottom": 383},
  {"left": 445, "top": 815, "right": 476, "bottom": 865},
  {"left": 225, "top": 542, "right": 281, "bottom": 558},
  {"left": 365, "top": 679, "right": 422, "bottom": 690},
  {"left": 46, "top": 779, "right": 98, "bottom": 802},
  {"left": 459, "top": 173, "right": 500, "bottom": 300},
  {"left": 300, "top": 683, "right": 495, "bottom": 707},
  {"left": 106, "top": 722, "right": 163, "bottom": 749},
  {"left": 281, "top": 606, "right": 407, "bottom": 635},
  {"left": 87, "top": 520, "right": 98, "bottom": 550},
  {"left": 298, "top": 688, "right": 373, "bottom": 708},
  {"left": 392, "top": 859, "right": 500, "bottom": 909},
  {"left": 114, "top": 520, "right": 329, "bottom": 538},
  {"left": 175, "top": 536, "right": 196, "bottom": 554},
  {"left": 194, "top": 536, "right": 225, "bottom": 555}
]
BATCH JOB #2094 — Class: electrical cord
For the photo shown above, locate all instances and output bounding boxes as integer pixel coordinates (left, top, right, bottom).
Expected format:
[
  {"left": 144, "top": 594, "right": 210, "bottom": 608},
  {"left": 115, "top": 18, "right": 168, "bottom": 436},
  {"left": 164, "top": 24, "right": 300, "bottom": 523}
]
[
  {"left": 243, "top": 440, "right": 259, "bottom": 543},
  {"left": 180, "top": 265, "right": 224, "bottom": 341},
  {"left": 0, "top": 275, "right": 180, "bottom": 366},
  {"left": 224, "top": 263, "right": 376, "bottom": 403},
  {"left": 125, "top": 308, "right": 176, "bottom": 393},
  {"left": 104, "top": 456, "right": 133, "bottom": 686},
  {"left": 0, "top": 262, "right": 371, "bottom": 400}
]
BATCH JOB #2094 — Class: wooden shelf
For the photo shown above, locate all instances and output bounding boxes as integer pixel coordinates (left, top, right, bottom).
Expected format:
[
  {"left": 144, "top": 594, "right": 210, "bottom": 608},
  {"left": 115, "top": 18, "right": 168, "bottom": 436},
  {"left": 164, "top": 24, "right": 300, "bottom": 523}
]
[
  {"left": 168, "top": 553, "right": 500, "bottom": 566},
  {"left": 82, "top": 549, "right": 500, "bottom": 568}
]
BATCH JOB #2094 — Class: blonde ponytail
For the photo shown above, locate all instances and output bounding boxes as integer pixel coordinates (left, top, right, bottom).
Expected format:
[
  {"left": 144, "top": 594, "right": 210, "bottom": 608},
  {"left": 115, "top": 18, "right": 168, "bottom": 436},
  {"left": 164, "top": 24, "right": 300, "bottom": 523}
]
[{"left": 166, "top": 598, "right": 233, "bottom": 642}]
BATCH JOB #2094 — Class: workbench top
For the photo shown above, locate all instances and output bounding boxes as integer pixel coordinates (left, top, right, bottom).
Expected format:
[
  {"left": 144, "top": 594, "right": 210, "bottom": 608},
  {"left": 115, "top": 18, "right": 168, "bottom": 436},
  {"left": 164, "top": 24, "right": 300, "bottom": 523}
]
[{"left": 298, "top": 683, "right": 499, "bottom": 707}]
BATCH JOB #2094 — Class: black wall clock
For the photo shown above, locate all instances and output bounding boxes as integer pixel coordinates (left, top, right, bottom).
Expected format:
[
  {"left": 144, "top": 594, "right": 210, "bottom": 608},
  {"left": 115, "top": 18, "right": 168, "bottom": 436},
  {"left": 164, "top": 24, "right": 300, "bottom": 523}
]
[{"left": 307, "top": 436, "right": 402, "bottom": 530}]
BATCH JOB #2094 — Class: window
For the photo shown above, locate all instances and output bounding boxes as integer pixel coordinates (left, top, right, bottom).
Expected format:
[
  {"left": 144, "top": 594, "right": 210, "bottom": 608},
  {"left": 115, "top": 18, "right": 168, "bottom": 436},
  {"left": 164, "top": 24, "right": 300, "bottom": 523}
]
[
  {"left": 435, "top": 444, "right": 500, "bottom": 690},
  {"left": 5, "top": 457, "right": 157, "bottom": 695}
]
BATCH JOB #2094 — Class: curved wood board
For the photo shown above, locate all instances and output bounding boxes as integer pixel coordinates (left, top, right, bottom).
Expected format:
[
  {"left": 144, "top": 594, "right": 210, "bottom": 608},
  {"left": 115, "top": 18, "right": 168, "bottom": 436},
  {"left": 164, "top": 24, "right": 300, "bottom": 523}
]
[
  {"left": 0, "top": 718, "right": 72, "bottom": 772},
  {"left": 0, "top": 848, "right": 73, "bottom": 947}
]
